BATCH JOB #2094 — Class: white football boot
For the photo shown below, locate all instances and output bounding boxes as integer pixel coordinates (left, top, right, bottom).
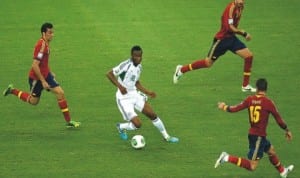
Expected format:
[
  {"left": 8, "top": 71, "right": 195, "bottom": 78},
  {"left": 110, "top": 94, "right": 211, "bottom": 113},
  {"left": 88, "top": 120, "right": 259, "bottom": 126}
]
[
  {"left": 280, "top": 165, "right": 294, "bottom": 178},
  {"left": 214, "top": 152, "right": 229, "bottom": 168},
  {"left": 242, "top": 84, "right": 257, "bottom": 92},
  {"left": 173, "top": 65, "right": 183, "bottom": 84}
]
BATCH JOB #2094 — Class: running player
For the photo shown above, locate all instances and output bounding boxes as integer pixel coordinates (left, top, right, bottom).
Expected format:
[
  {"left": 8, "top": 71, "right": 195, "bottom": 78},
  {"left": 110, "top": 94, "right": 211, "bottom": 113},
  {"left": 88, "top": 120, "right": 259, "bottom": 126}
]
[
  {"left": 214, "top": 78, "right": 294, "bottom": 178},
  {"left": 3, "top": 22, "right": 80, "bottom": 128},
  {"left": 173, "top": 0, "right": 256, "bottom": 92}
]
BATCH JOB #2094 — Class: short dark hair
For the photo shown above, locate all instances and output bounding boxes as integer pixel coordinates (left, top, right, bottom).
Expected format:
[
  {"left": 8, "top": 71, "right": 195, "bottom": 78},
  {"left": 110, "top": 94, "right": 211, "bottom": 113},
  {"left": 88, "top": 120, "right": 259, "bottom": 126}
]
[
  {"left": 131, "top": 45, "right": 142, "bottom": 54},
  {"left": 41, "top": 22, "right": 53, "bottom": 33},
  {"left": 256, "top": 78, "right": 268, "bottom": 91}
]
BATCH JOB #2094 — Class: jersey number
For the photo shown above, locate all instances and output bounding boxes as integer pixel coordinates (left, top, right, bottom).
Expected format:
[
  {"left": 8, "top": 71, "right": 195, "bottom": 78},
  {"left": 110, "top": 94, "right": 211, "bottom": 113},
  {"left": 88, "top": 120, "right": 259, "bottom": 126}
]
[{"left": 249, "top": 106, "right": 261, "bottom": 123}]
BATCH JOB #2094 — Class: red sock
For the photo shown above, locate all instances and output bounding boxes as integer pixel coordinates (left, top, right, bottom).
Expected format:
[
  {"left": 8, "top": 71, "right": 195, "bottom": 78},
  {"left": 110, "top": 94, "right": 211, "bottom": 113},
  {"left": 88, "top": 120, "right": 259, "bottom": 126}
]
[
  {"left": 58, "top": 99, "right": 71, "bottom": 122},
  {"left": 242, "top": 56, "right": 253, "bottom": 87},
  {"left": 228, "top": 155, "right": 253, "bottom": 171},
  {"left": 269, "top": 154, "right": 285, "bottom": 173},
  {"left": 11, "top": 89, "right": 31, "bottom": 102},
  {"left": 181, "top": 59, "right": 208, "bottom": 73}
]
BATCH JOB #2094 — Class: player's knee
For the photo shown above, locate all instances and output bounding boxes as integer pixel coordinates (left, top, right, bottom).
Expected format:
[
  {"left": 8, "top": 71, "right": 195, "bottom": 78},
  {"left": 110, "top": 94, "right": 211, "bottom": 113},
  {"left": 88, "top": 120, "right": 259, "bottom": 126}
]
[
  {"left": 205, "top": 58, "right": 214, "bottom": 67},
  {"left": 29, "top": 97, "right": 39, "bottom": 105},
  {"left": 248, "top": 51, "right": 253, "bottom": 58},
  {"left": 245, "top": 54, "right": 253, "bottom": 61},
  {"left": 58, "top": 89, "right": 64, "bottom": 96},
  {"left": 55, "top": 90, "right": 65, "bottom": 99},
  {"left": 267, "top": 145, "right": 276, "bottom": 155},
  {"left": 249, "top": 160, "right": 259, "bottom": 171},
  {"left": 250, "top": 164, "right": 257, "bottom": 171}
]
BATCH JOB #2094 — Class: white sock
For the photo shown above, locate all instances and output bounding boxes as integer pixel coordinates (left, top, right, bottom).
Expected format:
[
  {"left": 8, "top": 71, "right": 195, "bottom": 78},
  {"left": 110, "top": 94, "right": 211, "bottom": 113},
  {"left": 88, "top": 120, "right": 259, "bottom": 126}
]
[
  {"left": 152, "top": 117, "right": 169, "bottom": 139},
  {"left": 224, "top": 155, "right": 229, "bottom": 162},
  {"left": 178, "top": 68, "right": 183, "bottom": 76},
  {"left": 119, "top": 122, "right": 136, "bottom": 131}
]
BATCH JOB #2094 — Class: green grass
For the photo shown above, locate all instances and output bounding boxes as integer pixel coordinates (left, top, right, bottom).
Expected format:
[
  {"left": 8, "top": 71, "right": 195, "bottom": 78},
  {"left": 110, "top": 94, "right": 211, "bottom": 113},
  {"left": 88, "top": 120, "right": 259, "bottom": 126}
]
[{"left": 1, "top": 0, "right": 300, "bottom": 177}]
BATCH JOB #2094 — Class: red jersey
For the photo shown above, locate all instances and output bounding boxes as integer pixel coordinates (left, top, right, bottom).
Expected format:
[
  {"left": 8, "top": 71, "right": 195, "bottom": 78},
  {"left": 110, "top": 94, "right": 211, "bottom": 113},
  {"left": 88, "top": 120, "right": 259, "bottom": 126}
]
[
  {"left": 228, "top": 94, "right": 287, "bottom": 137},
  {"left": 215, "top": 2, "right": 243, "bottom": 40},
  {"left": 29, "top": 38, "right": 50, "bottom": 80}
]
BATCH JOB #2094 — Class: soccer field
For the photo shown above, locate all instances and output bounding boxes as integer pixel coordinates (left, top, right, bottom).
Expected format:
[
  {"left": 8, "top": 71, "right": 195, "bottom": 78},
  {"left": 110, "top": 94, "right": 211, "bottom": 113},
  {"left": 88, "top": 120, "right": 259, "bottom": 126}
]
[{"left": 0, "top": 0, "right": 299, "bottom": 177}]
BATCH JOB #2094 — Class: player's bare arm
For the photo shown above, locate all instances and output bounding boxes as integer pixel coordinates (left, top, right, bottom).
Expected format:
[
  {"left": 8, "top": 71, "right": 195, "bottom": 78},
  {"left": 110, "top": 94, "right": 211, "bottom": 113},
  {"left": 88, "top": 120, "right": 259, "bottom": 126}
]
[
  {"left": 229, "top": 24, "right": 251, "bottom": 40},
  {"left": 218, "top": 101, "right": 248, "bottom": 112},
  {"left": 228, "top": 4, "right": 251, "bottom": 41},
  {"left": 285, "top": 129, "right": 292, "bottom": 141},
  {"left": 136, "top": 81, "right": 156, "bottom": 98},
  {"left": 218, "top": 102, "right": 227, "bottom": 110},
  {"left": 270, "top": 106, "right": 293, "bottom": 141},
  {"left": 106, "top": 70, "right": 127, "bottom": 94},
  {"left": 31, "top": 59, "right": 49, "bottom": 90}
]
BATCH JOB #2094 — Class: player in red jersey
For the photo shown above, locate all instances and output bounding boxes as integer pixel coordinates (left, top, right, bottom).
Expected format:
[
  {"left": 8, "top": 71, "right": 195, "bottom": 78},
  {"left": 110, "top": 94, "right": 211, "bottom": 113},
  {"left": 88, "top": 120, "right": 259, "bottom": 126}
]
[
  {"left": 3, "top": 22, "right": 80, "bottom": 128},
  {"left": 173, "top": 0, "right": 256, "bottom": 92},
  {"left": 214, "top": 78, "right": 294, "bottom": 178}
]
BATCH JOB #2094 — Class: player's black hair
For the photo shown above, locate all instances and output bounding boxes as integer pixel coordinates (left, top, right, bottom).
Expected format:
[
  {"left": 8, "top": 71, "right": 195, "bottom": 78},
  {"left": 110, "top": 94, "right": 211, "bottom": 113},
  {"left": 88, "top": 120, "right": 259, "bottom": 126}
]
[
  {"left": 131, "top": 45, "right": 142, "bottom": 54},
  {"left": 256, "top": 78, "right": 268, "bottom": 91},
  {"left": 41, "top": 22, "right": 53, "bottom": 33}
]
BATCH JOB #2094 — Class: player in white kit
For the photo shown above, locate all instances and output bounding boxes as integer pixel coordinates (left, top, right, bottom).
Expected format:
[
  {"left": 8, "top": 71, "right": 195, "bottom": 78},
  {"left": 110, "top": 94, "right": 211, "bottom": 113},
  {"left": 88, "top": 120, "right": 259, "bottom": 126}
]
[{"left": 106, "top": 45, "right": 179, "bottom": 143}]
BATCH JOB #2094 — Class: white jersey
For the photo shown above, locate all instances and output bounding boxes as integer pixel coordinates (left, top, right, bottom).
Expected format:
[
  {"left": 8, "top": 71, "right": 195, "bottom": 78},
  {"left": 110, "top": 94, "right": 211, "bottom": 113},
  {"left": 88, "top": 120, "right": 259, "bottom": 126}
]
[{"left": 112, "top": 59, "right": 142, "bottom": 92}]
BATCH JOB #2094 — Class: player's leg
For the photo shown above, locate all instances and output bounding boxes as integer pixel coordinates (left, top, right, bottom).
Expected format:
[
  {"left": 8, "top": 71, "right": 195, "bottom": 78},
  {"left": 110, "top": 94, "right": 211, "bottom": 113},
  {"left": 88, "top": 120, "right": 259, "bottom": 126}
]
[
  {"left": 47, "top": 73, "right": 80, "bottom": 127},
  {"left": 215, "top": 135, "right": 265, "bottom": 171},
  {"left": 140, "top": 101, "right": 179, "bottom": 143},
  {"left": 51, "top": 86, "right": 80, "bottom": 127},
  {"left": 179, "top": 57, "right": 214, "bottom": 74},
  {"left": 115, "top": 96, "right": 139, "bottom": 140},
  {"left": 3, "top": 79, "right": 41, "bottom": 105},
  {"left": 233, "top": 38, "right": 256, "bottom": 92},
  {"left": 266, "top": 144, "right": 294, "bottom": 178},
  {"left": 173, "top": 39, "right": 225, "bottom": 84},
  {"left": 214, "top": 151, "right": 256, "bottom": 171},
  {"left": 235, "top": 48, "right": 256, "bottom": 91},
  {"left": 27, "top": 79, "right": 42, "bottom": 105}
]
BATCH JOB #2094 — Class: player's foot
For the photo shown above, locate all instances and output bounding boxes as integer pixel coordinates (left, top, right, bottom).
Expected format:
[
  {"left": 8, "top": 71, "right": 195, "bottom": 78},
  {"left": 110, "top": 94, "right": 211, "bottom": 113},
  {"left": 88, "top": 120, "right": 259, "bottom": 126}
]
[
  {"left": 116, "top": 123, "right": 128, "bottom": 140},
  {"left": 165, "top": 136, "right": 179, "bottom": 143},
  {"left": 280, "top": 165, "right": 294, "bottom": 178},
  {"left": 66, "top": 120, "right": 81, "bottom": 128},
  {"left": 214, "top": 152, "right": 228, "bottom": 168},
  {"left": 241, "top": 84, "right": 257, "bottom": 92},
  {"left": 173, "top": 65, "right": 183, "bottom": 84},
  {"left": 3, "top": 84, "right": 14, "bottom": 96}
]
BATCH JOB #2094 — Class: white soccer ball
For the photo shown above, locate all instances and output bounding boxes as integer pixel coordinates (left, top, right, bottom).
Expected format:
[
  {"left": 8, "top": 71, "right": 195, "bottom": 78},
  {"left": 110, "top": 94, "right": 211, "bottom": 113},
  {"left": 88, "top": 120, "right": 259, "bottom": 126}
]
[{"left": 131, "top": 135, "right": 146, "bottom": 149}]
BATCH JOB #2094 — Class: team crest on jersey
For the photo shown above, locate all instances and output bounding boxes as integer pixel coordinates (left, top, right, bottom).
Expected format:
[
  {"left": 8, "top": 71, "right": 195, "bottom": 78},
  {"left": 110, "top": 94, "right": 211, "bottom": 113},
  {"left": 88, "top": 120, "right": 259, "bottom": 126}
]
[{"left": 130, "top": 75, "right": 136, "bottom": 81}]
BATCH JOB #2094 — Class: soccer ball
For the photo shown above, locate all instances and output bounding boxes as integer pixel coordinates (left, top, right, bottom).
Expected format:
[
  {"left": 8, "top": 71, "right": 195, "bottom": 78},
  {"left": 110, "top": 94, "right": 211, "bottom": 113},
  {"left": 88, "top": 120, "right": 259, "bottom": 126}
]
[{"left": 131, "top": 135, "right": 146, "bottom": 149}]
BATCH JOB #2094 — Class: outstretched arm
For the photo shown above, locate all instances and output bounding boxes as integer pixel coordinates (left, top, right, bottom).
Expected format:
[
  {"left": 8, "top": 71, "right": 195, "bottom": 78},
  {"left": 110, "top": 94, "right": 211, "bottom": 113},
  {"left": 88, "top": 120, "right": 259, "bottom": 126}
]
[{"left": 217, "top": 101, "right": 248, "bottom": 112}]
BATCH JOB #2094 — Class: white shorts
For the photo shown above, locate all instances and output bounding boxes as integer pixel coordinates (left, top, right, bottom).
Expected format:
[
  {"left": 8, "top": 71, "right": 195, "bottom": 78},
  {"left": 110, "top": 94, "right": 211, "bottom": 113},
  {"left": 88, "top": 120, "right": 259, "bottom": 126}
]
[{"left": 116, "top": 90, "right": 147, "bottom": 121}]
